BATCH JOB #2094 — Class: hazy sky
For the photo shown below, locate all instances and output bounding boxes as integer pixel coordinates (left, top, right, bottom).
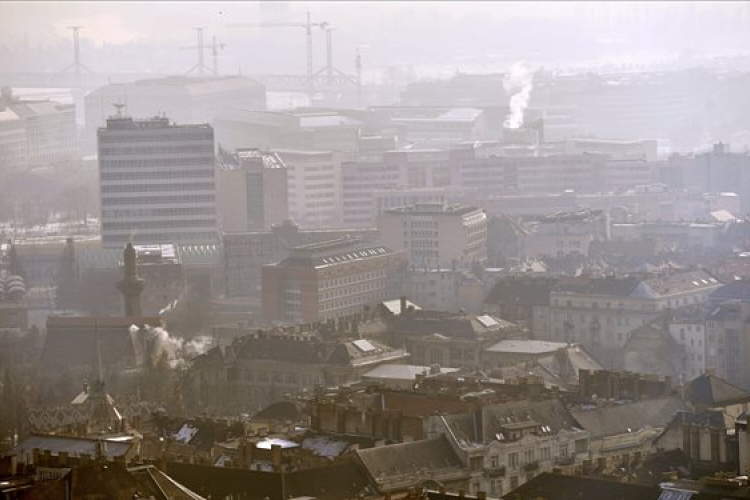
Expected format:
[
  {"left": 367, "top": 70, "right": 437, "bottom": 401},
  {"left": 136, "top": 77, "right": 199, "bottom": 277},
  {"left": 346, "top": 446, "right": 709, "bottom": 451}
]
[{"left": 1, "top": 1, "right": 749, "bottom": 76}]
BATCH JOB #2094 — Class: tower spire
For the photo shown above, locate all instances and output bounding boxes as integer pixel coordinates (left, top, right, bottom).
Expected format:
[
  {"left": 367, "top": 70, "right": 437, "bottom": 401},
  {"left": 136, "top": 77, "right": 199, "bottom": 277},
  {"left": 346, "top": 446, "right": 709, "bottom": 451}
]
[{"left": 116, "top": 243, "right": 145, "bottom": 317}]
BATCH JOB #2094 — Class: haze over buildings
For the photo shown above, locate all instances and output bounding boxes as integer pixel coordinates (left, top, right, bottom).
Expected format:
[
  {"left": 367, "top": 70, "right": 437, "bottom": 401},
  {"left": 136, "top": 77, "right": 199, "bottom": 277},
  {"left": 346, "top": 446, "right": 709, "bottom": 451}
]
[{"left": 3, "top": 2, "right": 750, "bottom": 500}]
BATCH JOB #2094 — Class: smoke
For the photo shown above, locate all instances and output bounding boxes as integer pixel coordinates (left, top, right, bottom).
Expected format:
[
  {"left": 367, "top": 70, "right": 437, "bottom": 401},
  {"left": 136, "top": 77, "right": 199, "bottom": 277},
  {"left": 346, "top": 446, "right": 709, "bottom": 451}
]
[
  {"left": 130, "top": 324, "right": 212, "bottom": 368},
  {"left": 503, "top": 62, "right": 534, "bottom": 129}
]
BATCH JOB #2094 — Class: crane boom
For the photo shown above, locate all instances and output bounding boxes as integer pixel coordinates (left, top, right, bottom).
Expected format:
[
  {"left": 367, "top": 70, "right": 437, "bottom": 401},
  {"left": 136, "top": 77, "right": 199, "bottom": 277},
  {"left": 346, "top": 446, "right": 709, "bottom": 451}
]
[{"left": 226, "top": 11, "right": 327, "bottom": 98}]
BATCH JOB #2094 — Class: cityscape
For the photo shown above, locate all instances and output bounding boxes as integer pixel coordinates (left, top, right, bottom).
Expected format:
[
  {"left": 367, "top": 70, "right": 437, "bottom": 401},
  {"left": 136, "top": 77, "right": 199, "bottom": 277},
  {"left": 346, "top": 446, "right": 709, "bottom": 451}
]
[{"left": 2, "top": 1, "right": 750, "bottom": 499}]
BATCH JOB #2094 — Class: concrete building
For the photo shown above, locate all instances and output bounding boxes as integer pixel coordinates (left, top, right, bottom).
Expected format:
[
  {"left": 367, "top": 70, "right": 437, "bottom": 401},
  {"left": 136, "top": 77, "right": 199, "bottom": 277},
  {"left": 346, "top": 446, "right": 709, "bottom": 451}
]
[
  {"left": 192, "top": 329, "right": 408, "bottom": 411},
  {"left": 370, "top": 107, "right": 488, "bottom": 149},
  {"left": 84, "top": 76, "right": 266, "bottom": 153},
  {"left": 213, "top": 108, "right": 364, "bottom": 153},
  {"left": 0, "top": 103, "right": 27, "bottom": 172},
  {"left": 217, "top": 148, "right": 288, "bottom": 232},
  {"left": 98, "top": 114, "right": 218, "bottom": 247},
  {"left": 378, "top": 203, "right": 487, "bottom": 269},
  {"left": 545, "top": 270, "right": 721, "bottom": 365},
  {"left": 341, "top": 157, "right": 406, "bottom": 228},
  {"left": 1, "top": 88, "right": 77, "bottom": 167},
  {"left": 262, "top": 238, "right": 406, "bottom": 323},
  {"left": 524, "top": 210, "right": 610, "bottom": 260},
  {"left": 429, "top": 400, "right": 590, "bottom": 497},
  {"left": 223, "top": 220, "right": 378, "bottom": 299},
  {"left": 277, "top": 149, "right": 343, "bottom": 229}
]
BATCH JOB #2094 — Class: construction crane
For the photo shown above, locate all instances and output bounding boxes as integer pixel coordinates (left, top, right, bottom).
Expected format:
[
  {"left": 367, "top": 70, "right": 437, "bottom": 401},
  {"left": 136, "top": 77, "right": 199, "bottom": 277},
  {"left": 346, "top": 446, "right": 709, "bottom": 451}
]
[
  {"left": 180, "top": 29, "right": 226, "bottom": 77},
  {"left": 182, "top": 27, "right": 213, "bottom": 77},
  {"left": 61, "top": 26, "right": 94, "bottom": 78},
  {"left": 313, "top": 27, "right": 354, "bottom": 86},
  {"left": 227, "top": 11, "right": 328, "bottom": 97}
]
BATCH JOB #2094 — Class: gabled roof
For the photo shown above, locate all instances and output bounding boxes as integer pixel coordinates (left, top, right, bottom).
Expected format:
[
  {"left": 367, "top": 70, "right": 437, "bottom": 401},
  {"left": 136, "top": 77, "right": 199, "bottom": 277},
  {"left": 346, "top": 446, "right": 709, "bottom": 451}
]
[
  {"left": 356, "top": 435, "right": 466, "bottom": 490},
  {"left": 571, "top": 397, "right": 687, "bottom": 439},
  {"left": 443, "top": 400, "right": 579, "bottom": 446},
  {"left": 687, "top": 373, "right": 750, "bottom": 408}
]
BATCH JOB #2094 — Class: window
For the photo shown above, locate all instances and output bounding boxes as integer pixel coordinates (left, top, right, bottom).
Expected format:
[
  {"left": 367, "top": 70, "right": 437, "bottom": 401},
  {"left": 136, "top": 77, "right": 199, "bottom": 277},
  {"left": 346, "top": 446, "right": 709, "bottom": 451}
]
[
  {"left": 575, "top": 439, "right": 588, "bottom": 454},
  {"left": 559, "top": 444, "right": 569, "bottom": 457},
  {"left": 541, "top": 446, "right": 551, "bottom": 461},
  {"left": 508, "top": 451, "right": 519, "bottom": 469},
  {"left": 510, "top": 476, "right": 519, "bottom": 490},
  {"left": 469, "top": 456, "right": 483, "bottom": 472},
  {"left": 524, "top": 449, "right": 535, "bottom": 464},
  {"left": 490, "top": 455, "right": 499, "bottom": 469}
]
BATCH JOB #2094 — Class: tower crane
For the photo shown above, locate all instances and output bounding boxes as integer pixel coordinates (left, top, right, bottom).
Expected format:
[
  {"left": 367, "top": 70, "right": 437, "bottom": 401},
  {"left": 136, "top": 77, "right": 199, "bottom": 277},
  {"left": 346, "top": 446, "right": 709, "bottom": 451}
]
[
  {"left": 227, "top": 11, "right": 328, "bottom": 97},
  {"left": 180, "top": 29, "right": 226, "bottom": 77}
]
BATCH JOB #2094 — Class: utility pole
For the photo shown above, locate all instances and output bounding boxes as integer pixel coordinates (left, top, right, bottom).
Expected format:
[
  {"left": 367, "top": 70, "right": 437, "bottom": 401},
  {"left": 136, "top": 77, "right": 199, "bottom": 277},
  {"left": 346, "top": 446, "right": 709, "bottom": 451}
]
[
  {"left": 325, "top": 28, "right": 333, "bottom": 85},
  {"left": 211, "top": 36, "right": 226, "bottom": 77},
  {"left": 305, "top": 12, "right": 314, "bottom": 99}
]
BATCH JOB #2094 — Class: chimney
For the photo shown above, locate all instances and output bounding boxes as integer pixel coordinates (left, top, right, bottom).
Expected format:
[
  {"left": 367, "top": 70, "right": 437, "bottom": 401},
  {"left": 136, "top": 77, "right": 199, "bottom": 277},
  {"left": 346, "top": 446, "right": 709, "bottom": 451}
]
[
  {"left": 400, "top": 296, "right": 407, "bottom": 314},
  {"left": 477, "top": 492, "right": 487, "bottom": 500},
  {"left": 271, "top": 444, "right": 283, "bottom": 471},
  {"left": 32, "top": 448, "right": 40, "bottom": 466},
  {"left": 458, "top": 490, "right": 466, "bottom": 499}
]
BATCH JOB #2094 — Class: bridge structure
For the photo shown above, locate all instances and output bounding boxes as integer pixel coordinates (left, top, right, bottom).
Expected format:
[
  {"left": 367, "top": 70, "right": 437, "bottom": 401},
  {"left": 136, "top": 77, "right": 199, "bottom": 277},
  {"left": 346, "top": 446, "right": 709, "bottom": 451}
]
[{"left": 0, "top": 71, "right": 359, "bottom": 94}]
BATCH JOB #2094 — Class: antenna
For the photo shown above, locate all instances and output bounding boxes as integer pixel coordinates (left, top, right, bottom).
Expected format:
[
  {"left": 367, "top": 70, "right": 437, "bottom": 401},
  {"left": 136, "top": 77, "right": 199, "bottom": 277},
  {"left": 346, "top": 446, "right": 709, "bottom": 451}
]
[{"left": 113, "top": 103, "right": 126, "bottom": 118}]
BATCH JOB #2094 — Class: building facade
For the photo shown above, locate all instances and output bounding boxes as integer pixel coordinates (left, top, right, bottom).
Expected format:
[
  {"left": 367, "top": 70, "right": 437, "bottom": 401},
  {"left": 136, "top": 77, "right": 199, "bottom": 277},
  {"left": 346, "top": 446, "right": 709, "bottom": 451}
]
[
  {"left": 378, "top": 203, "right": 487, "bottom": 269},
  {"left": 262, "top": 238, "right": 407, "bottom": 323},
  {"left": 217, "top": 148, "right": 288, "bottom": 232},
  {"left": 98, "top": 114, "right": 218, "bottom": 247},
  {"left": 277, "top": 149, "right": 343, "bottom": 229},
  {"left": 223, "top": 221, "right": 379, "bottom": 299}
]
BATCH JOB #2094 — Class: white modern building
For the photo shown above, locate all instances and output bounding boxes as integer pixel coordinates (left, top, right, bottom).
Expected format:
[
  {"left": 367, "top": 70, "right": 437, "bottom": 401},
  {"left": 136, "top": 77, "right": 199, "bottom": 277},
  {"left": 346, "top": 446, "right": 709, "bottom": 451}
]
[{"left": 98, "top": 114, "right": 218, "bottom": 247}]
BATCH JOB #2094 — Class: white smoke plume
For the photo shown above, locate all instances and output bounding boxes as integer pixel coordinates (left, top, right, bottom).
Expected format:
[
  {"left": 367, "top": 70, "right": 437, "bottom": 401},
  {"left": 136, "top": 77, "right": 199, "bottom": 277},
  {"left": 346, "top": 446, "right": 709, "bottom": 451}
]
[
  {"left": 503, "top": 62, "right": 534, "bottom": 129},
  {"left": 130, "top": 324, "right": 212, "bottom": 368}
]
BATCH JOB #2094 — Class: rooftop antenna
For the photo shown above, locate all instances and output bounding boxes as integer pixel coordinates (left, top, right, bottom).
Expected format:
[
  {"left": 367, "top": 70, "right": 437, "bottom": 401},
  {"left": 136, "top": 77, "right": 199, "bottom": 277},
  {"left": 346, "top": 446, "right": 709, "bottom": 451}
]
[
  {"left": 113, "top": 103, "right": 126, "bottom": 118},
  {"left": 60, "top": 26, "right": 94, "bottom": 79}
]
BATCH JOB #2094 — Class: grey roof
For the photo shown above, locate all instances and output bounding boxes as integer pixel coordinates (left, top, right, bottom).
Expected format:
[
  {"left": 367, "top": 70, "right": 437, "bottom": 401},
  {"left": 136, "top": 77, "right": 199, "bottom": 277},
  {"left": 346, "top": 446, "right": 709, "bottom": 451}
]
[
  {"left": 362, "top": 364, "right": 459, "bottom": 381},
  {"left": 12, "top": 435, "right": 133, "bottom": 462},
  {"left": 687, "top": 373, "right": 750, "bottom": 407},
  {"left": 485, "top": 339, "right": 568, "bottom": 355},
  {"left": 356, "top": 435, "right": 465, "bottom": 485},
  {"left": 571, "top": 397, "right": 687, "bottom": 439},
  {"left": 443, "top": 399, "right": 579, "bottom": 446}
]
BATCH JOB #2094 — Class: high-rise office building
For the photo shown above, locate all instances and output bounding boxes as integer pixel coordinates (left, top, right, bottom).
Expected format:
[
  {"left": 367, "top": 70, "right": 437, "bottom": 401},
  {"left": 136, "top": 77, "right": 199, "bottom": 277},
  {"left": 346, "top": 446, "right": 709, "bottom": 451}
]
[{"left": 98, "top": 113, "right": 218, "bottom": 247}]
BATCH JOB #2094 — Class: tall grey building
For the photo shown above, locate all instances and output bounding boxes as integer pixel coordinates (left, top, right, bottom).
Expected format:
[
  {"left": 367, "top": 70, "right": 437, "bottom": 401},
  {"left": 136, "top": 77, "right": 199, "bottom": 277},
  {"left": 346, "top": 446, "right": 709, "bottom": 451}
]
[{"left": 98, "top": 113, "right": 218, "bottom": 247}]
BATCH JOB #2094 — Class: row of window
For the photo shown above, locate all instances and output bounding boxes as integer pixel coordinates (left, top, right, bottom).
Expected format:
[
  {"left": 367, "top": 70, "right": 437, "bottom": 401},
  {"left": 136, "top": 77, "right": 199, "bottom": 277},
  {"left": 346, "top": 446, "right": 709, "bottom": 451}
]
[
  {"left": 102, "top": 219, "right": 216, "bottom": 230},
  {"left": 101, "top": 169, "right": 215, "bottom": 181},
  {"left": 100, "top": 156, "right": 214, "bottom": 168},
  {"left": 103, "top": 194, "right": 215, "bottom": 205},
  {"left": 102, "top": 207, "right": 216, "bottom": 218},
  {"left": 101, "top": 182, "right": 215, "bottom": 193}
]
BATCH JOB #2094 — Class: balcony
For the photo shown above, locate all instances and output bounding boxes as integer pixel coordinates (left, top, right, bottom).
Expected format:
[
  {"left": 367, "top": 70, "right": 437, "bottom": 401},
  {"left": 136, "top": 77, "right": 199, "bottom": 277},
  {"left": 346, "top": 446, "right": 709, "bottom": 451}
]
[
  {"left": 555, "top": 455, "right": 575, "bottom": 466},
  {"left": 523, "top": 461, "right": 539, "bottom": 472},
  {"left": 484, "top": 466, "right": 506, "bottom": 478}
]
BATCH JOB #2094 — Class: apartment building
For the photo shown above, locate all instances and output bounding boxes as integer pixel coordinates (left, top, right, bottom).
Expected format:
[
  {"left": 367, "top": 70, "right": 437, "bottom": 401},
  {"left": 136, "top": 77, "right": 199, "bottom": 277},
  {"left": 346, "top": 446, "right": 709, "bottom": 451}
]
[
  {"left": 0, "top": 103, "right": 27, "bottom": 171},
  {"left": 341, "top": 157, "right": 406, "bottom": 227},
  {"left": 428, "top": 400, "right": 590, "bottom": 497},
  {"left": 545, "top": 270, "right": 721, "bottom": 364},
  {"left": 97, "top": 114, "right": 218, "bottom": 247},
  {"left": 378, "top": 203, "right": 487, "bottom": 269},
  {"left": 524, "top": 209, "right": 610, "bottom": 259},
  {"left": 223, "top": 221, "right": 378, "bottom": 298},
  {"left": 217, "top": 148, "right": 288, "bottom": 232},
  {"left": 262, "top": 238, "right": 406, "bottom": 323},
  {"left": 277, "top": 149, "right": 343, "bottom": 229},
  {"left": 192, "top": 330, "right": 408, "bottom": 411}
]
